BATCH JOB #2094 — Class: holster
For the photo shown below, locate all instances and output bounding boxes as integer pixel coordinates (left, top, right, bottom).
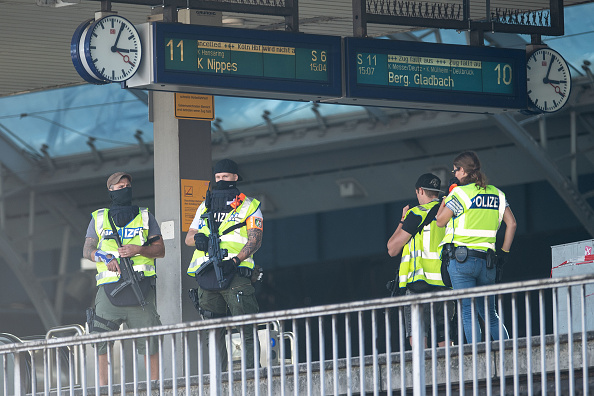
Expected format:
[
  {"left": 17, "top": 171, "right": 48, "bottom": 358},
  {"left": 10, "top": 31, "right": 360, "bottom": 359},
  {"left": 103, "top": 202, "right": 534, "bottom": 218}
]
[
  {"left": 85, "top": 307, "right": 119, "bottom": 333},
  {"left": 442, "top": 243, "right": 455, "bottom": 264},
  {"left": 486, "top": 249, "right": 497, "bottom": 269},
  {"left": 188, "top": 288, "right": 200, "bottom": 312}
]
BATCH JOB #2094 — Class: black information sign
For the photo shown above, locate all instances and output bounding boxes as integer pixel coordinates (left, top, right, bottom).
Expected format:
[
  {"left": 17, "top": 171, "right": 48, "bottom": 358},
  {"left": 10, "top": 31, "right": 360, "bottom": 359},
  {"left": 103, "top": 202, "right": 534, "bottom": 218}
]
[
  {"left": 344, "top": 37, "right": 527, "bottom": 110},
  {"left": 150, "top": 23, "right": 342, "bottom": 100}
]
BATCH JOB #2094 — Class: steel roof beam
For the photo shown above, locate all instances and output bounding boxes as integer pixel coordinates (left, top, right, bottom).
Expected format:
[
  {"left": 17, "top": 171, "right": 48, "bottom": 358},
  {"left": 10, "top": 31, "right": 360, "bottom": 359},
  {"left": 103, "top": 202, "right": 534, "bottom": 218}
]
[
  {"left": 0, "top": 229, "right": 59, "bottom": 330},
  {"left": 491, "top": 112, "right": 594, "bottom": 238},
  {"left": 0, "top": 124, "right": 40, "bottom": 186}
]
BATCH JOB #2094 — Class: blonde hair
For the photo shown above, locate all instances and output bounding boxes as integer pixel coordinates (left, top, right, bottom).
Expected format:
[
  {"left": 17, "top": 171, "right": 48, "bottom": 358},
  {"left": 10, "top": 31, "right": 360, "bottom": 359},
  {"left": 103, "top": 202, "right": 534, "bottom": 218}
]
[{"left": 453, "top": 151, "right": 488, "bottom": 189}]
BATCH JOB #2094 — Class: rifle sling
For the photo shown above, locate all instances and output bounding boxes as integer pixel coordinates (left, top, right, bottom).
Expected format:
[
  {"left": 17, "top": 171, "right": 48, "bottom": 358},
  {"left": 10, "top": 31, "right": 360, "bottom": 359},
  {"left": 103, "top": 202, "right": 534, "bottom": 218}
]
[
  {"left": 413, "top": 201, "right": 440, "bottom": 236},
  {"left": 220, "top": 221, "right": 246, "bottom": 236}
]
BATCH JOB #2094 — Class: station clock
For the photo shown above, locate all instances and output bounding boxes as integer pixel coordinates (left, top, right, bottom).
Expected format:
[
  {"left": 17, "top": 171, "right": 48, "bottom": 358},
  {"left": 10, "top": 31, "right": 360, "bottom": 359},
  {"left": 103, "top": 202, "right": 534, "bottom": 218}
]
[
  {"left": 526, "top": 48, "right": 571, "bottom": 113},
  {"left": 71, "top": 15, "right": 142, "bottom": 83}
]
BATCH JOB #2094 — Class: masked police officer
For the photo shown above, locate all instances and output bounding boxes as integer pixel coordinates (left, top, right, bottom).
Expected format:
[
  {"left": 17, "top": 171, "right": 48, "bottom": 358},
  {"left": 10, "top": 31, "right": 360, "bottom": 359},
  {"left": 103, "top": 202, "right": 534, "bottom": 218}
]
[
  {"left": 185, "top": 159, "right": 263, "bottom": 370},
  {"left": 83, "top": 172, "right": 165, "bottom": 385}
]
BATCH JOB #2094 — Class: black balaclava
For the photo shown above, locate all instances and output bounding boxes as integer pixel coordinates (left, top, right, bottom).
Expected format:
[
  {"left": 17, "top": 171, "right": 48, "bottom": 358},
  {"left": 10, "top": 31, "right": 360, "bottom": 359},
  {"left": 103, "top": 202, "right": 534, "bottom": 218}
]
[
  {"left": 108, "top": 187, "right": 139, "bottom": 227},
  {"left": 209, "top": 181, "right": 240, "bottom": 214}
]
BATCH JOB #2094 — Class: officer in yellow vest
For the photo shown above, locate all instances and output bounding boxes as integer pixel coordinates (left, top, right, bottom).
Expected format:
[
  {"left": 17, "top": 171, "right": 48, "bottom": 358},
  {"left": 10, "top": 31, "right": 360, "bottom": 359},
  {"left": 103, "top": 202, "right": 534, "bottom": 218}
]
[
  {"left": 185, "top": 159, "right": 263, "bottom": 370},
  {"left": 83, "top": 172, "right": 165, "bottom": 385},
  {"left": 436, "top": 151, "right": 517, "bottom": 344},
  {"left": 387, "top": 173, "right": 454, "bottom": 348}
]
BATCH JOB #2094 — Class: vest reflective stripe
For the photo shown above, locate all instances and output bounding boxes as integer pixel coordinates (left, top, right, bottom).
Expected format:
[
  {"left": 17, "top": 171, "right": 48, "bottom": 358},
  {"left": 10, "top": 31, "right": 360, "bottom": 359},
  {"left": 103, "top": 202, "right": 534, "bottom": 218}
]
[
  {"left": 92, "top": 208, "right": 155, "bottom": 285},
  {"left": 187, "top": 196, "right": 261, "bottom": 276},
  {"left": 220, "top": 233, "right": 248, "bottom": 245},
  {"left": 398, "top": 201, "right": 446, "bottom": 289},
  {"left": 441, "top": 184, "right": 506, "bottom": 252},
  {"left": 95, "top": 264, "right": 155, "bottom": 281}
]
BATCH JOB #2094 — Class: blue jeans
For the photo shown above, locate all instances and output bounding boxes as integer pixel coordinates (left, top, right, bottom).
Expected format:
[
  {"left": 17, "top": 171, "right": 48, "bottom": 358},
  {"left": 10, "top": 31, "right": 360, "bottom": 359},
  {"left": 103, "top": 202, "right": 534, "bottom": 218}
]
[{"left": 447, "top": 256, "right": 509, "bottom": 343}]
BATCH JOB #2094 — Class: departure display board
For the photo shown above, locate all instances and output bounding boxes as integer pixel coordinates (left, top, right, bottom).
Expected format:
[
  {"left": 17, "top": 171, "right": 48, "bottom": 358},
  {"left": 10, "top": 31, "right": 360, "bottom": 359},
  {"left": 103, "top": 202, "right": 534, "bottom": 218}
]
[
  {"left": 344, "top": 37, "right": 527, "bottom": 110},
  {"left": 151, "top": 23, "right": 342, "bottom": 99}
]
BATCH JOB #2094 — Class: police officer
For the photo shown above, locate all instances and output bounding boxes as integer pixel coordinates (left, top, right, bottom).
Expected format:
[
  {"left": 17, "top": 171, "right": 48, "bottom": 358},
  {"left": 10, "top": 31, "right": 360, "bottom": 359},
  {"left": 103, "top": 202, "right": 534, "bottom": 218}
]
[
  {"left": 185, "top": 159, "right": 263, "bottom": 370},
  {"left": 83, "top": 172, "right": 165, "bottom": 385},
  {"left": 436, "top": 151, "right": 517, "bottom": 343},
  {"left": 387, "top": 173, "right": 454, "bottom": 348}
]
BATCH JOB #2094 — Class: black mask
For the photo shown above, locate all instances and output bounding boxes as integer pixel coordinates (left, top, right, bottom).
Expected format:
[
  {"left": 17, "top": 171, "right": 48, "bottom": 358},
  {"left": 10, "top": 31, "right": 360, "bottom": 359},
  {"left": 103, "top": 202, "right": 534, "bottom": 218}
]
[
  {"left": 208, "top": 186, "right": 240, "bottom": 213},
  {"left": 109, "top": 187, "right": 133, "bottom": 206},
  {"left": 214, "top": 180, "right": 237, "bottom": 190},
  {"left": 108, "top": 187, "right": 138, "bottom": 227}
]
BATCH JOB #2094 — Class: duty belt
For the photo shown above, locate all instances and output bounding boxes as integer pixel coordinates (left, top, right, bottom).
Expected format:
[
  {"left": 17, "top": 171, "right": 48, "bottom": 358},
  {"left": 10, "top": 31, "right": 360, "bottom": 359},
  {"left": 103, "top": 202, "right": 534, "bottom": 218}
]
[{"left": 458, "top": 248, "right": 487, "bottom": 260}]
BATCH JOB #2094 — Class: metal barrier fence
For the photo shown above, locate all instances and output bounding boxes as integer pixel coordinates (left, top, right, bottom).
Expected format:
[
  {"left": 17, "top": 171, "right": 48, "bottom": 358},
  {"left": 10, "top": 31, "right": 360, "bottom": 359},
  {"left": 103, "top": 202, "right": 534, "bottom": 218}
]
[{"left": 1, "top": 274, "right": 593, "bottom": 396}]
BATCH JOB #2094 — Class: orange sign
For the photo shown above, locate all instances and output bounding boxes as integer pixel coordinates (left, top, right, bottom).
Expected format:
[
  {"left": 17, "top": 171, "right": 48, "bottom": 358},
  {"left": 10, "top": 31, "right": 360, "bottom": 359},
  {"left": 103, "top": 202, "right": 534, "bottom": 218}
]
[
  {"left": 181, "top": 179, "right": 210, "bottom": 232},
  {"left": 175, "top": 93, "right": 214, "bottom": 120}
]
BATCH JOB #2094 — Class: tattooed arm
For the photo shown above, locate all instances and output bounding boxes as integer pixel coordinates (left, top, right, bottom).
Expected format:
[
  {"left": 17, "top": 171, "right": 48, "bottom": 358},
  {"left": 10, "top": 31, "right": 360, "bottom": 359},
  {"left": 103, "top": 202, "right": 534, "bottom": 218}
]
[
  {"left": 83, "top": 237, "right": 99, "bottom": 261},
  {"left": 235, "top": 228, "right": 263, "bottom": 262},
  {"left": 84, "top": 236, "right": 120, "bottom": 272}
]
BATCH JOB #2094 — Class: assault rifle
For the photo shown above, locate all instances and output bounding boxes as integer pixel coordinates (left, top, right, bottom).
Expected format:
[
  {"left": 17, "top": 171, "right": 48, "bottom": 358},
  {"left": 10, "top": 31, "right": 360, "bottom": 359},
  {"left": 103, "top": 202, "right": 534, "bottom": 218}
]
[
  {"left": 105, "top": 215, "right": 147, "bottom": 308},
  {"left": 194, "top": 190, "right": 229, "bottom": 288}
]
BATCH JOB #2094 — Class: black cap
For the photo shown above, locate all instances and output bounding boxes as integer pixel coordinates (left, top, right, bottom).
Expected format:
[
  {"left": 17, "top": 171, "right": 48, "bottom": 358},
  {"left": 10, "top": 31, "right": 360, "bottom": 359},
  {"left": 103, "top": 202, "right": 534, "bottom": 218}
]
[
  {"left": 415, "top": 173, "right": 442, "bottom": 192},
  {"left": 213, "top": 159, "right": 243, "bottom": 181}
]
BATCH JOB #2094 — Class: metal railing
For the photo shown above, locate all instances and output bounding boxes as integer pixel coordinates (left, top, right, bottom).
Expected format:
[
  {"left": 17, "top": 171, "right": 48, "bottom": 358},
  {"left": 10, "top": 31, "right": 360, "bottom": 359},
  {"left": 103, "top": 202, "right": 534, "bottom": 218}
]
[{"left": 1, "top": 273, "right": 593, "bottom": 396}]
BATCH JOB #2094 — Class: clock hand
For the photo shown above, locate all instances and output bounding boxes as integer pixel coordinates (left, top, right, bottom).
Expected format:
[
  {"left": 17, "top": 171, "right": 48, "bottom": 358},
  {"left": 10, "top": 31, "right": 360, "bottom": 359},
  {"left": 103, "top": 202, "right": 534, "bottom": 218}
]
[
  {"left": 113, "top": 48, "right": 130, "bottom": 53},
  {"left": 549, "top": 83, "right": 565, "bottom": 97},
  {"left": 111, "top": 23, "right": 126, "bottom": 53},
  {"left": 116, "top": 51, "right": 135, "bottom": 66},
  {"left": 543, "top": 54, "right": 555, "bottom": 84},
  {"left": 547, "top": 79, "right": 566, "bottom": 84}
]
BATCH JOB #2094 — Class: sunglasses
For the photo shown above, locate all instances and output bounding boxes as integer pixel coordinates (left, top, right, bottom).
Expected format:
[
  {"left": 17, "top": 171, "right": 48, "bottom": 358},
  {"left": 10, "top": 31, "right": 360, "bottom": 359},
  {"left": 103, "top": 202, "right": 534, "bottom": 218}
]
[{"left": 451, "top": 167, "right": 461, "bottom": 174}]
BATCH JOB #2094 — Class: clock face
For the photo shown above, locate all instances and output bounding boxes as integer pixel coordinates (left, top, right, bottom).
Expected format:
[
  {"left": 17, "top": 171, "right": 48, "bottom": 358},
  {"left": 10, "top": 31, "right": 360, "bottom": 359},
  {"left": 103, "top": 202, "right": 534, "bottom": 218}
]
[
  {"left": 526, "top": 48, "right": 571, "bottom": 113},
  {"left": 84, "top": 15, "right": 142, "bottom": 83}
]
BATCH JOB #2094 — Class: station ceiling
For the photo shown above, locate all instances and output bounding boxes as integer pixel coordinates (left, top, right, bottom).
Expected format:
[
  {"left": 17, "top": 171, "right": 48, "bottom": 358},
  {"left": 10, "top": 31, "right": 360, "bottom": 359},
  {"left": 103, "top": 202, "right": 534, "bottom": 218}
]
[{"left": 1, "top": 0, "right": 593, "bottom": 97}]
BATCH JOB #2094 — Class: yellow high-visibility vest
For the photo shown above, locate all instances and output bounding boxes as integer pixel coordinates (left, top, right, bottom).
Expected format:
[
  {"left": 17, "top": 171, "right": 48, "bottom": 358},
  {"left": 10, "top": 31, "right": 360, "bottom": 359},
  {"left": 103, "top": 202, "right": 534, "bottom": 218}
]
[
  {"left": 187, "top": 195, "right": 260, "bottom": 276},
  {"left": 440, "top": 183, "right": 506, "bottom": 252},
  {"left": 398, "top": 201, "right": 446, "bottom": 289},
  {"left": 92, "top": 208, "right": 155, "bottom": 286}
]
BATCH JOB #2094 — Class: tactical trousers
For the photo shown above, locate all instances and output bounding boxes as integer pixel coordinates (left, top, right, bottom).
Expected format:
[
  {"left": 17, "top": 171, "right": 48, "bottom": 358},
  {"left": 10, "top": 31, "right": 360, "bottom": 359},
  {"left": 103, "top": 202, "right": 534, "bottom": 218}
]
[{"left": 197, "top": 275, "right": 259, "bottom": 370}]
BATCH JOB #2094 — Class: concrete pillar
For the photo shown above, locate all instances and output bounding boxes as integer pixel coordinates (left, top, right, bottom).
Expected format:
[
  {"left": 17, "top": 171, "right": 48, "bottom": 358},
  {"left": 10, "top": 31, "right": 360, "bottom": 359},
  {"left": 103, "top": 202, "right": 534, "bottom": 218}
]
[{"left": 152, "top": 91, "right": 212, "bottom": 376}]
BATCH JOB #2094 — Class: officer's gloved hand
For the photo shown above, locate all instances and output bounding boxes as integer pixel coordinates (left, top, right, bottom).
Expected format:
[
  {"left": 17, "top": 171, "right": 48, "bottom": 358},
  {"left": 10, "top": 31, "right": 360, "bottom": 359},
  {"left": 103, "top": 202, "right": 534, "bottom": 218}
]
[
  {"left": 448, "top": 177, "right": 460, "bottom": 193},
  {"left": 238, "top": 266, "right": 253, "bottom": 278},
  {"left": 498, "top": 249, "right": 509, "bottom": 267},
  {"left": 219, "top": 258, "right": 237, "bottom": 275},
  {"left": 194, "top": 233, "right": 209, "bottom": 251}
]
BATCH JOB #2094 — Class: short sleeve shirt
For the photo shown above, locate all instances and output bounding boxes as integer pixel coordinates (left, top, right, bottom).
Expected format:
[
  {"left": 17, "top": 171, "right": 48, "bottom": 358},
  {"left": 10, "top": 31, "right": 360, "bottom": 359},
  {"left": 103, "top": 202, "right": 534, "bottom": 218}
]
[{"left": 401, "top": 209, "right": 423, "bottom": 236}]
